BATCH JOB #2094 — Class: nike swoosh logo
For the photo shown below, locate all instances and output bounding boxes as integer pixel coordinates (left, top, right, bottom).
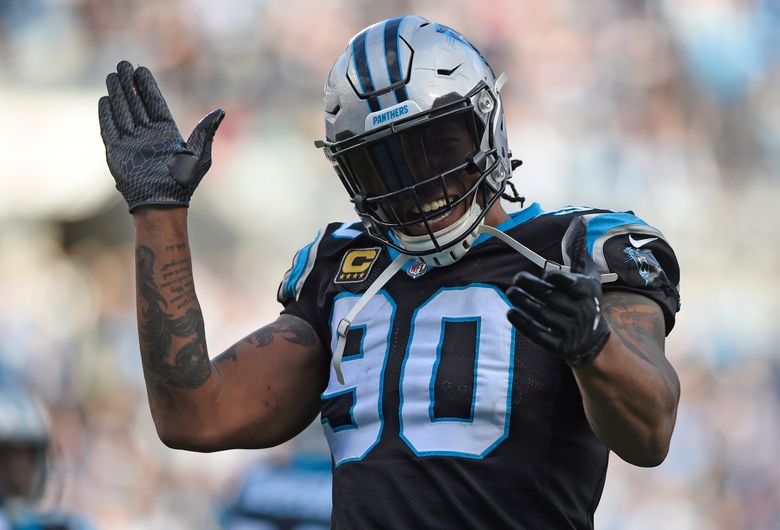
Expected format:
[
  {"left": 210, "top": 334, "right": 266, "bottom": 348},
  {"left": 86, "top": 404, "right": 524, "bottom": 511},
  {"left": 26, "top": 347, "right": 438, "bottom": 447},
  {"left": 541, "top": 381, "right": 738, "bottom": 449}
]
[{"left": 629, "top": 235, "right": 658, "bottom": 248}]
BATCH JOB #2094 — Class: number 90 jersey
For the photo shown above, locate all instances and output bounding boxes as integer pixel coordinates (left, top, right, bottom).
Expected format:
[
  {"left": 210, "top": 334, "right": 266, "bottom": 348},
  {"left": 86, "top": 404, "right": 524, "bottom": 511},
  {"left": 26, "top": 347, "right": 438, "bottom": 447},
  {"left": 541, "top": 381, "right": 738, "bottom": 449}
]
[{"left": 278, "top": 203, "right": 680, "bottom": 530}]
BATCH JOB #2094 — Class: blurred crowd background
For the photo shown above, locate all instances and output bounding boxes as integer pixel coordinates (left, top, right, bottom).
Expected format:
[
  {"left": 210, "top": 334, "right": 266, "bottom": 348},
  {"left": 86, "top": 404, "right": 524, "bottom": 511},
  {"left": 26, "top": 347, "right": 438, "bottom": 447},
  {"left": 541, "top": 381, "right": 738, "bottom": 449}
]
[{"left": 1, "top": 0, "right": 779, "bottom": 528}]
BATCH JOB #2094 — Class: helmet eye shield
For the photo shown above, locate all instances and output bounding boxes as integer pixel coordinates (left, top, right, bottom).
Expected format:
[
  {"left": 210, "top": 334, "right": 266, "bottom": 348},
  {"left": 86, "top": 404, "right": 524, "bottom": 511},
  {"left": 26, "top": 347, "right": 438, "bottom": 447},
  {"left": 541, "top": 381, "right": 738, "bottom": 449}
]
[
  {"left": 324, "top": 88, "right": 491, "bottom": 229},
  {"left": 341, "top": 109, "right": 481, "bottom": 224}
]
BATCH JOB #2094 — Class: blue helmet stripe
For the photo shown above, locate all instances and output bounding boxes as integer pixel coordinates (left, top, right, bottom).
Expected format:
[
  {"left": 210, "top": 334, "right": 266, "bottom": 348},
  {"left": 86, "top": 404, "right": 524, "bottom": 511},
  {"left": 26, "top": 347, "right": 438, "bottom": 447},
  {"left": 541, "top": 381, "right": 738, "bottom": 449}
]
[
  {"left": 383, "top": 16, "right": 409, "bottom": 104},
  {"left": 352, "top": 29, "right": 381, "bottom": 112}
]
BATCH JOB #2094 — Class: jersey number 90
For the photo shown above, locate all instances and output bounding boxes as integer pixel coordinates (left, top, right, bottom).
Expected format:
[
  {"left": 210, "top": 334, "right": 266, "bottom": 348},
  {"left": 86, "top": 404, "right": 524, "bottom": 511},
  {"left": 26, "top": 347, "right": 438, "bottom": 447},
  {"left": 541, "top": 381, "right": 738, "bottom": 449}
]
[{"left": 322, "top": 284, "right": 516, "bottom": 466}]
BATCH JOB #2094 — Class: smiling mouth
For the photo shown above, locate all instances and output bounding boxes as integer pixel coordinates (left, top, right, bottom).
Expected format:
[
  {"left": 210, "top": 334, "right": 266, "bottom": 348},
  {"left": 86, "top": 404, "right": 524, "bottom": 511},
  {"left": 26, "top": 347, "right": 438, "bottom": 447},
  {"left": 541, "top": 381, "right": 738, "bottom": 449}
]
[
  {"left": 402, "top": 193, "right": 468, "bottom": 236},
  {"left": 407, "top": 195, "right": 461, "bottom": 220}
]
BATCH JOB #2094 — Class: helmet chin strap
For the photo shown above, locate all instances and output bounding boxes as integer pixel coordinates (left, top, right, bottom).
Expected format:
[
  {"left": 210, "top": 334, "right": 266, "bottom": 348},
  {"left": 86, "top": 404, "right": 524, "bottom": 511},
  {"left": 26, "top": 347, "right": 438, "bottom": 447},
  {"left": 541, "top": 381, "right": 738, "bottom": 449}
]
[
  {"left": 477, "top": 225, "right": 618, "bottom": 282},
  {"left": 331, "top": 220, "right": 618, "bottom": 385},
  {"left": 332, "top": 253, "right": 410, "bottom": 384},
  {"left": 392, "top": 198, "right": 484, "bottom": 268}
]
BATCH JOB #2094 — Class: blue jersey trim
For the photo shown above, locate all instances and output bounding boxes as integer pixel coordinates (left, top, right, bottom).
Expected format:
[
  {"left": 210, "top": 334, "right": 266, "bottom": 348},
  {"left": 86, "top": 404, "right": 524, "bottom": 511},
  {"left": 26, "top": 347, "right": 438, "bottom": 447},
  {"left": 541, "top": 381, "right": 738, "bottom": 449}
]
[
  {"left": 283, "top": 236, "right": 317, "bottom": 299},
  {"left": 332, "top": 221, "right": 363, "bottom": 239},
  {"left": 473, "top": 202, "right": 544, "bottom": 246},
  {"left": 542, "top": 205, "right": 594, "bottom": 217},
  {"left": 387, "top": 202, "right": 544, "bottom": 264},
  {"left": 386, "top": 232, "right": 418, "bottom": 274},
  {"left": 585, "top": 212, "right": 648, "bottom": 253}
]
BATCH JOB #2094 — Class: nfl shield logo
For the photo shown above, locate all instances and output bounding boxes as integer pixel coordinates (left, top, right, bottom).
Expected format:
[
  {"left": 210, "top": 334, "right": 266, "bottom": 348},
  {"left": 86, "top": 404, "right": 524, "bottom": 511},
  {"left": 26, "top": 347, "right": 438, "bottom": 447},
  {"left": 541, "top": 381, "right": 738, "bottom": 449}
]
[{"left": 407, "top": 259, "right": 428, "bottom": 279}]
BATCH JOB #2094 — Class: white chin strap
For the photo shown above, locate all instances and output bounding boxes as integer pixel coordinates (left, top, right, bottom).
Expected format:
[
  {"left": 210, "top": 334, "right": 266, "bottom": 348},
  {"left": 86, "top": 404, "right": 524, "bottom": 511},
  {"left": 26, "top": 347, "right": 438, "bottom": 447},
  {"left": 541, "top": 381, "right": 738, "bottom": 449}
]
[
  {"left": 331, "top": 223, "right": 618, "bottom": 385},
  {"left": 392, "top": 199, "right": 484, "bottom": 268},
  {"left": 332, "top": 253, "right": 410, "bottom": 384},
  {"left": 477, "top": 225, "right": 618, "bottom": 282}
]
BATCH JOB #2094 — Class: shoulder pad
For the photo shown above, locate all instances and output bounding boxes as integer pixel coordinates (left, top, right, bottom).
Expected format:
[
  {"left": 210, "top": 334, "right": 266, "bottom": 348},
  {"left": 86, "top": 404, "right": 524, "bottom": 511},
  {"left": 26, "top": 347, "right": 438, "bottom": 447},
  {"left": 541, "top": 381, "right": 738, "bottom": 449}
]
[
  {"left": 540, "top": 205, "right": 602, "bottom": 217},
  {"left": 319, "top": 221, "right": 372, "bottom": 256},
  {"left": 561, "top": 211, "right": 662, "bottom": 272},
  {"left": 277, "top": 221, "right": 371, "bottom": 304},
  {"left": 563, "top": 211, "right": 681, "bottom": 332}
]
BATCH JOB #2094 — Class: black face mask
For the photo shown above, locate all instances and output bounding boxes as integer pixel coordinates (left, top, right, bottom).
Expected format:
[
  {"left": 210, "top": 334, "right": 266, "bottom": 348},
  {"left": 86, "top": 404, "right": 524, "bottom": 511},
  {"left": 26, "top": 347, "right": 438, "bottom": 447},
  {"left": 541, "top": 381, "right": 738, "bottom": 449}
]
[{"left": 334, "top": 106, "right": 483, "bottom": 226}]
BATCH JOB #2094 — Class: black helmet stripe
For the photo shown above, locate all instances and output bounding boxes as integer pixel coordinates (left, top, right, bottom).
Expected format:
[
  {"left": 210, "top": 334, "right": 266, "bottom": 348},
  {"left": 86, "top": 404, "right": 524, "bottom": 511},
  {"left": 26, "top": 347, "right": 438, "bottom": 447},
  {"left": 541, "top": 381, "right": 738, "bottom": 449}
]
[
  {"left": 383, "top": 16, "right": 409, "bottom": 104},
  {"left": 352, "top": 29, "right": 381, "bottom": 112}
]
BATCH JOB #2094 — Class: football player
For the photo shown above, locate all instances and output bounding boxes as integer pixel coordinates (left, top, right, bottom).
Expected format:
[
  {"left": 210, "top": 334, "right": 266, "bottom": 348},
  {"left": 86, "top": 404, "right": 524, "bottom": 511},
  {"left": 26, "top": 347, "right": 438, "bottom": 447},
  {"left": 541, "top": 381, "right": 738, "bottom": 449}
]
[
  {"left": 99, "top": 16, "right": 681, "bottom": 529},
  {"left": 0, "top": 365, "right": 93, "bottom": 530},
  {"left": 0, "top": 371, "right": 49, "bottom": 522}
]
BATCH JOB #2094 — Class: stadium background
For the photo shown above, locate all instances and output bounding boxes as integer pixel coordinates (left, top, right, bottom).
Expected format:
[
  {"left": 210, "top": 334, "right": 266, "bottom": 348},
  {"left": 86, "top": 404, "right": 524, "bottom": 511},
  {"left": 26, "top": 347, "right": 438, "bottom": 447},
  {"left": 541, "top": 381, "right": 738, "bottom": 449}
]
[{"left": 1, "top": 0, "right": 779, "bottom": 528}]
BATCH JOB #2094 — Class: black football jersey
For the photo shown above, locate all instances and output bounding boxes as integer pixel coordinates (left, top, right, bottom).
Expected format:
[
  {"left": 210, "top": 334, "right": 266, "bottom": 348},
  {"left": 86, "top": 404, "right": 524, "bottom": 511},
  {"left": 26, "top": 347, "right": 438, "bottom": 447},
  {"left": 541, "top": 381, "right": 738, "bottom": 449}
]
[{"left": 278, "top": 203, "right": 680, "bottom": 529}]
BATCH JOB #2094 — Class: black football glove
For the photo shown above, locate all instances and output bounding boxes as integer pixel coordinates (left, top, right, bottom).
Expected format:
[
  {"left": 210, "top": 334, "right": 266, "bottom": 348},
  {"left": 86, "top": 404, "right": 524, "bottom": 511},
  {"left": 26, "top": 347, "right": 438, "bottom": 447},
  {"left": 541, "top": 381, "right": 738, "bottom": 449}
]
[
  {"left": 98, "top": 60, "right": 225, "bottom": 213},
  {"left": 506, "top": 217, "right": 611, "bottom": 368}
]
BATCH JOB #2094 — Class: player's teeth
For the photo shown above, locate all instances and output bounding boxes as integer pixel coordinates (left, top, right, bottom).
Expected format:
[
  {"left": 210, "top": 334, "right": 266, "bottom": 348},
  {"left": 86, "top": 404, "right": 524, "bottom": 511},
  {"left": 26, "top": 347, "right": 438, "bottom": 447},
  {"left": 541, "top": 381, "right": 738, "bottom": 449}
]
[{"left": 421, "top": 199, "right": 447, "bottom": 213}]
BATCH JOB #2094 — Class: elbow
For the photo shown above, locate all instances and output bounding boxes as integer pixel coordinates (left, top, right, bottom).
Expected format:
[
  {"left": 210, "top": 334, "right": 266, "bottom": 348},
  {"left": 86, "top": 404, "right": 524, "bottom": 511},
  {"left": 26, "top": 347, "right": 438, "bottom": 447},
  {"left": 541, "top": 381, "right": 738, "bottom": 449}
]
[
  {"left": 625, "top": 433, "right": 671, "bottom": 468},
  {"left": 646, "top": 441, "right": 671, "bottom": 467},
  {"left": 630, "top": 385, "right": 680, "bottom": 467},
  {"left": 153, "top": 415, "right": 287, "bottom": 452},
  {"left": 618, "top": 414, "right": 676, "bottom": 468},
  {"left": 159, "top": 434, "right": 219, "bottom": 453},
  {"left": 154, "top": 422, "right": 230, "bottom": 453}
]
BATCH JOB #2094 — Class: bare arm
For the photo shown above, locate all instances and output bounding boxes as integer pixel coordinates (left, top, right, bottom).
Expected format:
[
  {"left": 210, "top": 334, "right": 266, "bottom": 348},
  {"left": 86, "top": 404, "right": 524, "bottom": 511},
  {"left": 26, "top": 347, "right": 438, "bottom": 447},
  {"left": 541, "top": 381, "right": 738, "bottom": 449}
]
[
  {"left": 134, "top": 208, "right": 328, "bottom": 452},
  {"left": 572, "top": 291, "right": 680, "bottom": 467}
]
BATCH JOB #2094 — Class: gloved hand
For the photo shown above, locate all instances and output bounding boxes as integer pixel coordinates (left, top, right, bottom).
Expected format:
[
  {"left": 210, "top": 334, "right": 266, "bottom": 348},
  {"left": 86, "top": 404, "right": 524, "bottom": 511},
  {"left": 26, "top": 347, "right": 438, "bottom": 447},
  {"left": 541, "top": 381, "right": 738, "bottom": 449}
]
[
  {"left": 506, "top": 217, "right": 611, "bottom": 368},
  {"left": 98, "top": 60, "right": 225, "bottom": 213}
]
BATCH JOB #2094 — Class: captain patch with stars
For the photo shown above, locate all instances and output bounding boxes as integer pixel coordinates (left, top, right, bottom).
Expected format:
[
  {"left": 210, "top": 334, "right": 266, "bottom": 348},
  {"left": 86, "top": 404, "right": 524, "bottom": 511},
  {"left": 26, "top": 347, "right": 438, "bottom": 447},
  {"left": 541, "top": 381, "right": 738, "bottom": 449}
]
[{"left": 334, "top": 247, "right": 381, "bottom": 284}]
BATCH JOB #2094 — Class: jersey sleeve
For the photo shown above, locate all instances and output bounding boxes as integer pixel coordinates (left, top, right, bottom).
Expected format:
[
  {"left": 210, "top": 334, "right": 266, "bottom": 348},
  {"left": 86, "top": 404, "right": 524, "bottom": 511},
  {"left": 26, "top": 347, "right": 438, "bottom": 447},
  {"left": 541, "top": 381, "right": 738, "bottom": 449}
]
[
  {"left": 277, "top": 222, "right": 365, "bottom": 348},
  {"left": 563, "top": 212, "right": 681, "bottom": 334},
  {"left": 277, "top": 228, "right": 329, "bottom": 341}
]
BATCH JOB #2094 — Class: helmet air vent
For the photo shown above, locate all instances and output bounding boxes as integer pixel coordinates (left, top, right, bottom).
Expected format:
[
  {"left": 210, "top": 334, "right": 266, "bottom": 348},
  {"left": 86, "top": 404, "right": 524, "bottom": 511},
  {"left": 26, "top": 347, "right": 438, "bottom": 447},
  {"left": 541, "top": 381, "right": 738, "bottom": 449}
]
[{"left": 437, "top": 63, "right": 462, "bottom": 76}]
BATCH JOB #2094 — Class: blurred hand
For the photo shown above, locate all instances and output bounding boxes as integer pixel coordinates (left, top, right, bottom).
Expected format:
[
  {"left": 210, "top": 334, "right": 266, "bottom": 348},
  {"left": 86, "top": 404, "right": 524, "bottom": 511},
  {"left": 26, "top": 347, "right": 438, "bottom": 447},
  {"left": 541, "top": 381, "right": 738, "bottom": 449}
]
[
  {"left": 98, "top": 60, "right": 225, "bottom": 213},
  {"left": 506, "top": 218, "right": 611, "bottom": 368}
]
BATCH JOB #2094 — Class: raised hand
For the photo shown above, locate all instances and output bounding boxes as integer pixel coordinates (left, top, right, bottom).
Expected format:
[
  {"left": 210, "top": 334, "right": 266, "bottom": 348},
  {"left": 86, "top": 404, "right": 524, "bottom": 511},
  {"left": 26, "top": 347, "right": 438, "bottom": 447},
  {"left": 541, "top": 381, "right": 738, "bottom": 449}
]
[
  {"left": 506, "top": 217, "right": 611, "bottom": 368},
  {"left": 98, "top": 61, "right": 224, "bottom": 212}
]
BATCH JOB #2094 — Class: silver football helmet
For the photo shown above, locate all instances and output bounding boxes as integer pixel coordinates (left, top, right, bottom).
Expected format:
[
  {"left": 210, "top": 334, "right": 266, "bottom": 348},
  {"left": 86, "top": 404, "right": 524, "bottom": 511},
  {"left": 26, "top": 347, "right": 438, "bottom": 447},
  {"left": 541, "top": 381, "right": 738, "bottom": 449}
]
[{"left": 316, "top": 16, "right": 512, "bottom": 266}]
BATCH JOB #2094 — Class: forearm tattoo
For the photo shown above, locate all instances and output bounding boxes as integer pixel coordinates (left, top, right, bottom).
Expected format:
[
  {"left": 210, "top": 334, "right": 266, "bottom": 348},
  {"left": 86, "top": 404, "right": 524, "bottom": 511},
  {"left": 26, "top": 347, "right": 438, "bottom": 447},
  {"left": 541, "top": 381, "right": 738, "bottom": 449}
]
[
  {"left": 136, "top": 244, "right": 211, "bottom": 400},
  {"left": 602, "top": 292, "right": 665, "bottom": 363}
]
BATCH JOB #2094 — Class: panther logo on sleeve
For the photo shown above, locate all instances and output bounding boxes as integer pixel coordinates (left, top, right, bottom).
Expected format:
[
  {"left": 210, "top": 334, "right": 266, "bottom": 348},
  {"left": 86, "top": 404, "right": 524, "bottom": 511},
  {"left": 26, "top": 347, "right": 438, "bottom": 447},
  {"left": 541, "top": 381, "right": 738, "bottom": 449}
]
[{"left": 623, "top": 246, "right": 663, "bottom": 287}]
